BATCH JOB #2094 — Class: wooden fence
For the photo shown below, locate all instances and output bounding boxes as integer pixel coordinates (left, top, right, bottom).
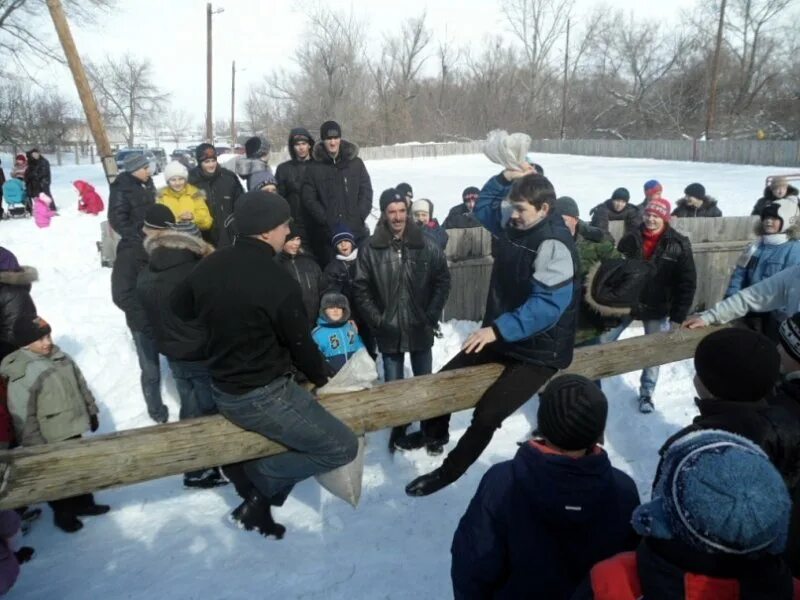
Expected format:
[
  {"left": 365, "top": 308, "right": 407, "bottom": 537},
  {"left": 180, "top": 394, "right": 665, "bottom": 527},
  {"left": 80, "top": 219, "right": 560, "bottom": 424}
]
[{"left": 443, "top": 217, "right": 759, "bottom": 320}]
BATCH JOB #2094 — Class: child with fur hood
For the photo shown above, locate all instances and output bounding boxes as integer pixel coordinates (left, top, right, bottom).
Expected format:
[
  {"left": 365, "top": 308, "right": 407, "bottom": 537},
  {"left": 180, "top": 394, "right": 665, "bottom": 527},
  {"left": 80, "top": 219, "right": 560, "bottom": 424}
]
[
  {"left": 0, "top": 316, "right": 109, "bottom": 533},
  {"left": 158, "top": 161, "right": 213, "bottom": 236},
  {"left": 312, "top": 292, "right": 365, "bottom": 373}
]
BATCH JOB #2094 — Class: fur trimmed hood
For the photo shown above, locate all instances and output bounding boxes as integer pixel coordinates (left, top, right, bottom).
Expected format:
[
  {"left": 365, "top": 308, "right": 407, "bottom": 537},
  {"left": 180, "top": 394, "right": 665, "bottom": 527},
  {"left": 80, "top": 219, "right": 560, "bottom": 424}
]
[
  {"left": 312, "top": 139, "right": 360, "bottom": 164},
  {"left": 144, "top": 231, "right": 214, "bottom": 258},
  {"left": 0, "top": 266, "right": 38, "bottom": 287},
  {"left": 583, "top": 262, "right": 631, "bottom": 317}
]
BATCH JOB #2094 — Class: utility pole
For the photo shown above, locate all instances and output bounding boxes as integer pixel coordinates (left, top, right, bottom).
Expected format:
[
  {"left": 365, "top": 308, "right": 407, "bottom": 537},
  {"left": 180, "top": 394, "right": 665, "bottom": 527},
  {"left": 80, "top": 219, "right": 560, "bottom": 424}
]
[
  {"left": 205, "top": 4, "right": 224, "bottom": 142},
  {"left": 705, "top": 0, "right": 727, "bottom": 141},
  {"left": 46, "top": 0, "right": 117, "bottom": 183},
  {"left": 559, "top": 19, "right": 571, "bottom": 141},
  {"left": 231, "top": 60, "right": 236, "bottom": 147}
]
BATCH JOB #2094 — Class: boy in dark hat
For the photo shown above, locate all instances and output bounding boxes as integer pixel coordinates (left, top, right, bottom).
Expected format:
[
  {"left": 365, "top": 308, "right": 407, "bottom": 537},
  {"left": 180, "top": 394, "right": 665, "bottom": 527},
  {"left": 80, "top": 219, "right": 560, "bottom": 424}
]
[
  {"left": 672, "top": 182, "right": 722, "bottom": 218},
  {"left": 452, "top": 375, "right": 640, "bottom": 600},
  {"left": 0, "top": 316, "right": 110, "bottom": 533},
  {"left": 275, "top": 224, "right": 325, "bottom": 327},
  {"left": 235, "top": 136, "right": 274, "bottom": 192},
  {"left": 444, "top": 186, "right": 482, "bottom": 229},
  {"left": 589, "top": 187, "right": 641, "bottom": 234},
  {"left": 276, "top": 127, "right": 315, "bottom": 243},
  {"left": 395, "top": 182, "right": 413, "bottom": 206}
]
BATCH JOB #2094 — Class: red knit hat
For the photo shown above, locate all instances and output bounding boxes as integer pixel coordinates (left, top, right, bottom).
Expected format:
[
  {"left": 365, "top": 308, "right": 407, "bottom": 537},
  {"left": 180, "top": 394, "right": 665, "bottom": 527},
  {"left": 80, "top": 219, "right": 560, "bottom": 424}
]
[{"left": 645, "top": 198, "right": 671, "bottom": 221}]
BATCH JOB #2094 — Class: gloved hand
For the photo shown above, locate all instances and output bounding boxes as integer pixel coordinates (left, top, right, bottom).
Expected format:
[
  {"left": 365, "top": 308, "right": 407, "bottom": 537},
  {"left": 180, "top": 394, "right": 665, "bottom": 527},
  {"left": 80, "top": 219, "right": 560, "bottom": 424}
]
[
  {"left": 90, "top": 414, "right": 99, "bottom": 432},
  {"left": 15, "top": 547, "right": 34, "bottom": 564}
]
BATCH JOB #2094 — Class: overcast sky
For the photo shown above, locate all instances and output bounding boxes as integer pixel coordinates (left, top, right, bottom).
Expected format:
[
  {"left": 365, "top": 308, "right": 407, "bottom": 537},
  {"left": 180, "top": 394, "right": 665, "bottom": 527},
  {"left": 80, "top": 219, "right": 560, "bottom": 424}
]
[{"left": 34, "top": 0, "right": 698, "bottom": 132}]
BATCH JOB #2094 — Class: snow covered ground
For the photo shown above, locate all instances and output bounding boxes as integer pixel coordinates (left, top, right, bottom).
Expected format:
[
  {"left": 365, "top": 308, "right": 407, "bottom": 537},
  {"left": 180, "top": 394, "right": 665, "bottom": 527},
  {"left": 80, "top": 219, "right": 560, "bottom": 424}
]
[{"left": 1, "top": 151, "right": 796, "bottom": 598}]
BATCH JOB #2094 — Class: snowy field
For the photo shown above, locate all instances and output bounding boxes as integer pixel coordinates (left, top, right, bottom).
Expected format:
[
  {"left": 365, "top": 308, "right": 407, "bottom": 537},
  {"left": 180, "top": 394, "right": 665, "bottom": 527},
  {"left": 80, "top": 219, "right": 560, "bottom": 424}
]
[{"left": 0, "top": 151, "right": 796, "bottom": 598}]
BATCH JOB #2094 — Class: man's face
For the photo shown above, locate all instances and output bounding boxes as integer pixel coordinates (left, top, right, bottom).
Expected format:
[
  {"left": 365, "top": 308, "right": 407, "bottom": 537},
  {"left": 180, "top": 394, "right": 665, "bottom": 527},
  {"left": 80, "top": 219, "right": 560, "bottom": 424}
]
[
  {"left": 283, "top": 236, "right": 302, "bottom": 255},
  {"left": 685, "top": 195, "right": 703, "bottom": 208},
  {"left": 644, "top": 212, "right": 665, "bottom": 231},
  {"left": 133, "top": 166, "right": 151, "bottom": 182},
  {"left": 294, "top": 141, "right": 311, "bottom": 159},
  {"left": 509, "top": 201, "right": 548, "bottom": 230},
  {"left": 386, "top": 203, "right": 408, "bottom": 236},
  {"left": 763, "top": 217, "right": 782, "bottom": 235},
  {"left": 612, "top": 199, "right": 627, "bottom": 213},
  {"left": 414, "top": 210, "right": 430, "bottom": 225},
  {"left": 31, "top": 151, "right": 40, "bottom": 160},
  {"left": 324, "top": 137, "right": 341, "bottom": 156},
  {"left": 201, "top": 158, "right": 217, "bottom": 174},
  {"left": 648, "top": 190, "right": 662, "bottom": 201},
  {"left": 263, "top": 183, "right": 278, "bottom": 194},
  {"left": 26, "top": 333, "right": 53, "bottom": 356},
  {"left": 336, "top": 240, "right": 354, "bottom": 256},
  {"left": 773, "top": 184, "right": 788, "bottom": 199},
  {"left": 168, "top": 177, "right": 186, "bottom": 193},
  {"left": 464, "top": 193, "right": 478, "bottom": 212}
]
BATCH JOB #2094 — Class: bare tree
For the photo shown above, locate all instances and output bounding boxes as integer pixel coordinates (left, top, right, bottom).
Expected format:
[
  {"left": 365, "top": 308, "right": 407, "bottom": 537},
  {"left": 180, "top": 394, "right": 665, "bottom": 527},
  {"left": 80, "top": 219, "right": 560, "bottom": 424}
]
[
  {"left": 87, "top": 54, "right": 168, "bottom": 146},
  {"left": 165, "top": 108, "right": 192, "bottom": 146}
]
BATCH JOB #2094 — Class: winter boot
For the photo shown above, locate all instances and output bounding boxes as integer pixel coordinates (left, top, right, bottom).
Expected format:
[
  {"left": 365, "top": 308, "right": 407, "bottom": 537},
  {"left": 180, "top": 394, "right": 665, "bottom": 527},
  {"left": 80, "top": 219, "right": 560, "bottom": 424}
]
[
  {"left": 392, "top": 431, "right": 427, "bottom": 452},
  {"left": 53, "top": 511, "right": 83, "bottom": 533},
  {"left": 638, "top": 395, "right": 654, "bottom": 414},
  {"left": 388, "top": 424, "right": 409, "bottom": 453},
  {"left": 222, "top": 463, "right": 254, "bottom": 500},
  {"left": 184, "top": 467, "right": 229, "bottom": 489},
  {"left": 70, "top": 494, "right": 110, "bottom": 517},
  {"left": 405, "top": 467, "right": 454, "bottom": 498},
  {"left": 231, "top": 491, "right": 286, "bottom": 539}
]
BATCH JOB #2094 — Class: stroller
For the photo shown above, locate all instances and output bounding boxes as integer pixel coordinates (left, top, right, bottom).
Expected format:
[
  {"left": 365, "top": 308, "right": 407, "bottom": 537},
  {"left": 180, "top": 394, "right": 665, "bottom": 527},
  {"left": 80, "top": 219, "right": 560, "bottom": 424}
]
[{"left": 1, "top": 178, "right": 30, "bottom": 218}]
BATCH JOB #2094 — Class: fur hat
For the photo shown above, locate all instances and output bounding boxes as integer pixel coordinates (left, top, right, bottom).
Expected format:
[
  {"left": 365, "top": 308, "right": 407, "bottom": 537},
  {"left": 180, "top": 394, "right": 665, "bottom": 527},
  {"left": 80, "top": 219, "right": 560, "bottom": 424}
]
[
  {"left": 163, "top": 160, "right": 188, "bottom": 182},
  {"left": 644, "top": 197, "right": 671, "bottom": 221},
  {"left": 319, "top": 291, "right": 351, "bottom": 324},
  {"left": 771, "top": 176, "right": 789, "bottom": 191},
  {"left": 611, "top": 187, "right": 630, "bottom": 202},
  {"left": 411, "top": 199, "right": 433, "bottom": 216},
  {"left": 14, "top": 316, "right": 51, "bottom": 348},
  {"left": 633, "top": 430, "right": 790, "bottom": 556},
  {"left": 684, "top": 183, "right": 706, "bottom": 201},
  {"left": 643, "top": 180, "right": 663, "bottom": 197},
  {"left": 694, "top": 328, "right": 780, "bottom": 402},
  {"left": 194, "top": 143, "right": 217, "bottom": 164},
  {"left": 537, "top": 375, "right": 608, "bottom": 451},
  {"left": 379, "top": 188, "right": 405, "bottom": 212}
]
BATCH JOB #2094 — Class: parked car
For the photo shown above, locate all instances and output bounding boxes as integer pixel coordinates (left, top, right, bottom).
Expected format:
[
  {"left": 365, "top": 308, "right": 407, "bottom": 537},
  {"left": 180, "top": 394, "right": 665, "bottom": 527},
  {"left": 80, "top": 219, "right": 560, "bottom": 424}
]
[
  {"left": 170, "top": 149, "right": 197, "bottom": 169},
  {"left": 151, "top": 148, "right": 167, "bottom": 173},
  {"left": 115, "top": 148, "right": 158, "bottom": 174},
  {"left": 215, "top": 145, "right": 232, "bottom": 155}
]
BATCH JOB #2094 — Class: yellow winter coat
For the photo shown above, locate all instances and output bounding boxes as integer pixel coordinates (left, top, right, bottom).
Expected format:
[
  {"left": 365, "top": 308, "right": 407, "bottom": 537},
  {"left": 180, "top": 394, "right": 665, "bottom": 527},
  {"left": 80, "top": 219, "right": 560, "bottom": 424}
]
[{"left": 157, "top": 183, "right": 213, "bottom": 231}]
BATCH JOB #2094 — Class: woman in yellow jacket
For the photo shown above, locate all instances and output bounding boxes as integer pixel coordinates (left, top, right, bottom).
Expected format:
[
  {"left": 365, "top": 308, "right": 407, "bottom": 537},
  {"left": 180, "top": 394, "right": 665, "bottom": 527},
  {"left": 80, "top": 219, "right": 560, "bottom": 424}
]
[{"left": 158, "top": 161, "right": 213, "bottom": 235}]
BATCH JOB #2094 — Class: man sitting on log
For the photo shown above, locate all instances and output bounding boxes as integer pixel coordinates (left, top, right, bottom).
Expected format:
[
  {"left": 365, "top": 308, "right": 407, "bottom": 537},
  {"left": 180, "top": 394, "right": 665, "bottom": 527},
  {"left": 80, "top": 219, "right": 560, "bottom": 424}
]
[
  {"left": 171, "top": 191, "right": 358, "bottom": 539},
  {"left": 405, "top": 166, "right": 580, "bottom": 497}
]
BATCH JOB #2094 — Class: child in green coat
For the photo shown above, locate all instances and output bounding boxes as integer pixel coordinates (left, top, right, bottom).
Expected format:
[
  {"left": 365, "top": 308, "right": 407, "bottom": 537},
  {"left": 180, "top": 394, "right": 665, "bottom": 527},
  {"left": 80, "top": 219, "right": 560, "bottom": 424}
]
[{"left": 0, "top": 317, "right": 109, "bottom": 532}]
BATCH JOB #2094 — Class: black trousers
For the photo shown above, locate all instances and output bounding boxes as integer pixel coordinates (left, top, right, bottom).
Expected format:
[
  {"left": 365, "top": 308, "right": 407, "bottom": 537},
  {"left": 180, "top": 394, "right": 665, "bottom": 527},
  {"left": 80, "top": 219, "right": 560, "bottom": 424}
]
[
  {"left": 49, "top": 493, "right": 96, "bottom": 516},
  {"left": 424, "top": 347, "right": 556, "bottom": 482}
]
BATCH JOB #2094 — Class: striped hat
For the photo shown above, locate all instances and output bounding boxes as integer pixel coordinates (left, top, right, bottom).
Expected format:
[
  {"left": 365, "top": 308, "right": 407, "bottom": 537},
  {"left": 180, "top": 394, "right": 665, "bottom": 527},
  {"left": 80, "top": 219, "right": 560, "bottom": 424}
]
[{"left": 537, "top": 375, "right": 607, "bottom": 450}]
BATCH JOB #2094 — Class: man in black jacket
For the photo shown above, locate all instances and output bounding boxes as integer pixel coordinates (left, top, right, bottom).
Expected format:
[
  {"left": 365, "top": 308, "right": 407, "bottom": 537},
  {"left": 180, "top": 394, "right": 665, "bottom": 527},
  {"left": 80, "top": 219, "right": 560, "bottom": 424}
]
[
  {"left": 275, "top": 226, "right": 325, "bottom": 328},
  {"left": 589, "top": 187, "right": 641, "bottom": 234},
  {"left": 598, "top": 197, "right": 696, "bottom": 414},
  {"left": 405, "top": 169, "right": 579, "bottom": 497},
  {"left": 24, "top": 149, "right": 54, "bottom": 210},
  {"left": 109, "top": 154, "right": 167, "bottom": 423},
  {"left": 171, "top": 191, "right": 358, "bottom": 539},
  {"left": 302, "top": 120, "right": 373, "bottom": 265},
  {"left": 353, "top": 189, "right": 450, "bottom": 454},
  {"left": 443, "top": 186, "right": 482, "bottom": 230},
  {"left": 275, "top": 127, "right": 314, "bottom": 242},
  {"left": 188, "top": 143, "right": 244, "bottom": 247},
  {"left": 136, "top": 206, "right": 226, "bottom": 489}
]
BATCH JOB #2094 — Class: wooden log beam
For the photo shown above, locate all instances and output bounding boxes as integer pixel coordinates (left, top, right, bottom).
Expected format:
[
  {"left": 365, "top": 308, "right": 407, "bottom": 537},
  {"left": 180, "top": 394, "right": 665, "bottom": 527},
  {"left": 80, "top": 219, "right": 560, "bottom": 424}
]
[{"left": 0, "top": 326, "right": 722, "bottom": 509}]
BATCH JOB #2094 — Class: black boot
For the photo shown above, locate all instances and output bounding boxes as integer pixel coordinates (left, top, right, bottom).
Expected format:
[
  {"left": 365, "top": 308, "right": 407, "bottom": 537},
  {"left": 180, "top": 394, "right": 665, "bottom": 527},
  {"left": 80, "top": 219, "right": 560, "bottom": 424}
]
[
  {"left": 222, "top": 463, "right": 254, "bottom": 500},
  {"left": 388, "top": 425, "right": 409, "bottom": 453},
  {"left": 231, "top": 491, "right": 286, "bottom": 539},
  {"left": 405, "top": 467, "right": 454, "bottom": 497},
  {"left": 53, "top": 511, "right": 83, "bottom": 533},
  {"left": 71, "top": 494, "right": 110, "bottom": 517},
  {"left": 394, "top": 431, "right": 449, "bottom": 456}
]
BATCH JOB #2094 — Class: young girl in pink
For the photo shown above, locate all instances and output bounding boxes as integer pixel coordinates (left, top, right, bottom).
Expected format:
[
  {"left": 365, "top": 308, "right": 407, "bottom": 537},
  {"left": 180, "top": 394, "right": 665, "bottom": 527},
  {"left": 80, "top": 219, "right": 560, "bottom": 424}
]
[{"left": 33, "top": 193, "right": 56, "bottom": 228}]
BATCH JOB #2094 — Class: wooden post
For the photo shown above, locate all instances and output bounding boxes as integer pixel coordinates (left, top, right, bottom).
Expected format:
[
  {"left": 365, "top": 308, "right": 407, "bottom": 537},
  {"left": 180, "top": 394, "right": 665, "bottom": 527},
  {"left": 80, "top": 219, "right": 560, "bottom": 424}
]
[
  {"left": 74, "top": 143, "right": 79, "bottom": 165},
  {"left": 0, "top": 327, "right": 722, "bottom": 509},
  {"left": 46, "top": 0, "right": 117, "bottom": 183},
  {"left": 230, "top": 60, "right": 236, "bottom": 147}
]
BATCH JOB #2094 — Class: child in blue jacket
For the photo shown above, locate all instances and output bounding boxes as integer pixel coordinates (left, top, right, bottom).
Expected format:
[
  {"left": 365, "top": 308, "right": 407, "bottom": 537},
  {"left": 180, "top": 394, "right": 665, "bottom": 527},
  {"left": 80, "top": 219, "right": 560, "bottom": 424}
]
[{"left": 312, "top": 292, "right": 364, "bottom": 373}]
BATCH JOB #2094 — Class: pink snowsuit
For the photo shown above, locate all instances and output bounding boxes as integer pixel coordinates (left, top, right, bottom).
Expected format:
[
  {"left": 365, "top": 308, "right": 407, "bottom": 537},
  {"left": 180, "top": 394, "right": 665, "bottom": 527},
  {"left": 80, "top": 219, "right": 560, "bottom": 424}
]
[
  {"left": 74, "top": 180, "right": 104, "bottom": 215},
  {"left": 33, "top": 194, "right": 56, "bottom": 228}
]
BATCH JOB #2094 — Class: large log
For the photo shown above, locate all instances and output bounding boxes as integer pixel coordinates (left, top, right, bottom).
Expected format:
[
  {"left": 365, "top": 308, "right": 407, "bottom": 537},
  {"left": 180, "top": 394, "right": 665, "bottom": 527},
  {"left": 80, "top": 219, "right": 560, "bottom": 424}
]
[{"left": 0, "top": 327, "right": 721, "bottom": 509}]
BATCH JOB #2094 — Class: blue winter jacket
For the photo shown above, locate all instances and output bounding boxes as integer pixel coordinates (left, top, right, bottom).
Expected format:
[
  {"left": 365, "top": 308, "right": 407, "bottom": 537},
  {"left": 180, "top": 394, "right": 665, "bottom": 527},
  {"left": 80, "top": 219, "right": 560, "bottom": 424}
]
[
  {"left": 2, "top": 179, "right": 25, "bottom": 205},
  {"left": 311, "top": 318, "right": 365, "bottom": 373},
  {"left": 725, "top": 237, "right": 800, "bottom": 298},
  {"left": 451, "top": 442, "right": 640, "bottom": 600}
]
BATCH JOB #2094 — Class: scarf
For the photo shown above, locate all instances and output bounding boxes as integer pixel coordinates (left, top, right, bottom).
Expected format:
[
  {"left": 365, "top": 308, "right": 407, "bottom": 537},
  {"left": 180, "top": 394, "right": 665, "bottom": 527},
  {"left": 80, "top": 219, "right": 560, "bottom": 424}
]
[
  {"left": 762, "top": 233, "right": 788, "bottom": 246},
  {"left": 336, "top": 248, "right": 358, "bottom": 262},
  {"left": 642, "top": 227, "right": 665, "bottom": 261}
]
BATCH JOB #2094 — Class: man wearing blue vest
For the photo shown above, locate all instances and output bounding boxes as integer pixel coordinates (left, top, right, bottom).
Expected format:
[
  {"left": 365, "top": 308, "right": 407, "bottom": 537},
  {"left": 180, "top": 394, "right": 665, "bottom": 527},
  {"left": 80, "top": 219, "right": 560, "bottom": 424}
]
[{"left": 405, "top": 165, "right": 580, "bottom": 497}]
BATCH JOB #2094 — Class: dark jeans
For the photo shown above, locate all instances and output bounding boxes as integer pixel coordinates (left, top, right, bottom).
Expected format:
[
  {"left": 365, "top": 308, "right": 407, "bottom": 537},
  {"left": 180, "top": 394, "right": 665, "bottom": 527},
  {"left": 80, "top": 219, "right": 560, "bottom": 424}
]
[
  {"left": 383, "top": 349, "right": 433, "bottom": 436},
  {"left": 131, "top": 330, "right": 164, "bottom": 417},
  {"left": 425, "top": 347, "right": 556, "bottom": 482},
  {"left": 213, "top": 376, "right": 358, "bottom": 505},
  {"left": 168, "top": 359, "right": 216, "bottom": 420}
]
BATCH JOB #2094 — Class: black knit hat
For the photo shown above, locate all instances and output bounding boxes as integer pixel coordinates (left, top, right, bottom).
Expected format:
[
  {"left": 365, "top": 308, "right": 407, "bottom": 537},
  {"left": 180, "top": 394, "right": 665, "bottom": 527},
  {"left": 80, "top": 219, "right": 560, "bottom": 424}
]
[
  {"left": 779, "top": 313, "right": 800, "bottom": 365},
  {"left": 694, "top": 329, "right": 779, "bottom": 402},
  {"left": 194, "top": 143, "right": 217, "bottom": 164},
  {"left": 144, "top": 204, "right": 176, "bottom": 230},
  {"left": 462, "top": 186, "right": 480, "bottom": 200},
  {"left": 611, "top": 187, "right": 630, "bottom": 202},
  {"left": 537, "top": 375, "right": 608, "bottom": 451},
  {"left": 684, "top": 183, "right": 706, "bottom": 201},
  {"left": 379, "top": 188, "right": 405, "bottom": 212},
  {"left": 320, "top": 120, "right": 342, "bottom": 140},
  {"left": 554, "top": 196, "right": 580, "bottom": 218},
  {"left": 396, "top": 182, "right": 413, "bottom": 199},
  {"left": 234, "top": 191, "right": 291, "bottom": 236},
  {"left": 14, "top": 316, "right": 52, "bottom": 348},
  {"left": 245, "top": 136, "right": 270, "bottom": 159}
]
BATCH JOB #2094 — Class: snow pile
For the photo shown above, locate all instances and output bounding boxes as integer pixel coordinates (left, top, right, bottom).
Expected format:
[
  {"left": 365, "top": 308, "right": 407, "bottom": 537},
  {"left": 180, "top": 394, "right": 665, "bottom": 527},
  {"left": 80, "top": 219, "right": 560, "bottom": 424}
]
[{"left": 2, "top": 152, "right": 793, "bottom": 598}]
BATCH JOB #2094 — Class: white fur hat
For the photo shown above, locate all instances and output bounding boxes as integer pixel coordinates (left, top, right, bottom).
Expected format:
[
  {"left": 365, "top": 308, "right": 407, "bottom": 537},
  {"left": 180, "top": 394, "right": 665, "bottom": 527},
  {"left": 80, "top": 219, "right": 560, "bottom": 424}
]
[
  {"left": 411, "top": 198, "right": 432, "bottom": 216},
  {"left": 164, "top": 160, "right": 188, "bottom": 182}
]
